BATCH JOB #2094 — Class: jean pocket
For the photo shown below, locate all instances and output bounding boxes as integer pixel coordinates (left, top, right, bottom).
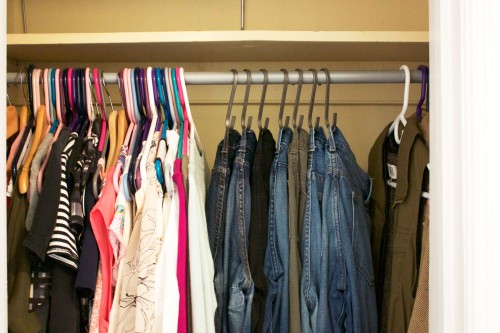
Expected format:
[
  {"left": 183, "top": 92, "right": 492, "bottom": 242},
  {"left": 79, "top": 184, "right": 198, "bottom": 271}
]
[
  {"left": 352, "top": 191, "right": 376, "bottom": 286},
  {"left": 228, "top": 287, "right": 245, "bottom": 309}
]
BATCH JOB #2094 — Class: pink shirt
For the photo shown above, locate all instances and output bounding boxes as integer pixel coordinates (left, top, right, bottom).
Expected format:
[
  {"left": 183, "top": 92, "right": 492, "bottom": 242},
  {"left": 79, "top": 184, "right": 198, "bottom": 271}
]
[
  {"left": 173, "top": 158, "right": 187, "bottom": 333},
  {"left": 90, "top": 166, "right": 117, "bottom": 333}
]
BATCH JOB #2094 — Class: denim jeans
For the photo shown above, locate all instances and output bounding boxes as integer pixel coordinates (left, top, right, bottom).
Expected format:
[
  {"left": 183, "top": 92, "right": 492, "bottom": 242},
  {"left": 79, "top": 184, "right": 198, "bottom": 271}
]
[
  {"left": 300, "top": 127, "right": 328, "bottom": 333},
  {"left": 223, "top": 129, "right": 257, "bottom": 333},
  {"left": 324, "top": 127, "right": 377, "bottom": 333},
  {"left": 249, "top": 129, "right": 276, "bottom": 333},
  {"left": 206, "top": 129, "right": 241, "bottom": 332},
  {"left": 263, "top": 127, "right": 293, "bottom": 333}
]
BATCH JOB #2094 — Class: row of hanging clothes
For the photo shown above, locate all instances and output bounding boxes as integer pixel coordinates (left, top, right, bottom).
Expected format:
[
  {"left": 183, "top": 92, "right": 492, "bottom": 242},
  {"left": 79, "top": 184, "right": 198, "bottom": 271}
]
[
  {"left": 5, "top": 64, "right": 430, "bottom": 333},
  {"left": 6, "top": 64, "right": 211, "bottom": 333}
]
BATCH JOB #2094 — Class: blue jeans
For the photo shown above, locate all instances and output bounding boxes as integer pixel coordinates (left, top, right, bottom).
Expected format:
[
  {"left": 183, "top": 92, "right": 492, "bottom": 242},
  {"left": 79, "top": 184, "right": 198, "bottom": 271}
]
[
  {"left": 300, "top": 127, "right": 328, "bottom": 333},
  {"left": 324, "top": 127, "right": 377, "bottom": 332},
  {"left": 223, "top": 129, "right": 257, "bottom": 333},
  {"left": 206, "top": 129, "right": 241, "bottom": 332},
  {"left": 263, "top": 127, "right": 293, "bottom": 333}
]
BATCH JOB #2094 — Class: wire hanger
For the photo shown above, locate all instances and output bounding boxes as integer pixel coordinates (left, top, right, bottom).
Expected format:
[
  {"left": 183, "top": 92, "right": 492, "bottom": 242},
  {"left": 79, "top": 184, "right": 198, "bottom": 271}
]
[
  {"left": 321, "top": 68, "right": 337, "bottom": 131},
  {"left": 387, "top": 65, "right": 411, "bottom": 145},
  {"left": 292, "top": 68, "right": 304, "bottom": 131},
  {"left": 240, "top": 69, "right": 253, "bottom": 131},
  {"left": 308, "top": 69, "right": 320, "bottom": 130},
  {"left": 257, "top": 69, "right": 270, "bottom": 131}
]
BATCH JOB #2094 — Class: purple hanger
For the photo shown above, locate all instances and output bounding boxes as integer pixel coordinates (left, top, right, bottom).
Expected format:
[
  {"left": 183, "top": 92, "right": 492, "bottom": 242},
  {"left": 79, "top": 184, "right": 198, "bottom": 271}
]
[{"left": 416, "top": 65, "right": 428, "bottom": 122}]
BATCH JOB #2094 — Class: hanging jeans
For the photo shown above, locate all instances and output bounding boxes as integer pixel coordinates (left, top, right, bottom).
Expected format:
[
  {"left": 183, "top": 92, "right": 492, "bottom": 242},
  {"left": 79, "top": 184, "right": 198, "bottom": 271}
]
[
  {"left": 324, "top": 127, "right": 377, "bottom": 333},
  {"left": 223, "top": 129, "right": 257, "bottom": 333},
  {"left": 206, "top": 129, "right": 241, "bottom": 332},
  {"left": 300, "top": 127, "right": 328, "bottom": 333},
  {"left": 206, "top": 130, "right": 240, "bottom": 332},
  {"left": 263, "top": 127, "right": 293, "bottom": 333}
]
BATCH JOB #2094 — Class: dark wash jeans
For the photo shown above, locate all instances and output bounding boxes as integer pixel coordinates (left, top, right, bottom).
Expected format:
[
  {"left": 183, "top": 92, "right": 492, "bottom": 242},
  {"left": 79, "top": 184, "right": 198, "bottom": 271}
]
[
  {"left": 324, "top": 127, "right": 377, "bottom": 333},
  {"left": 206, "top": 129, "right": 241, "bottom": 332},
  {"left": 263, "top": 127, "right": 293, "bottom": 333},
  {"left": 249, "top": 129, "right": 276, "bottom": 333},
  {"left": 223, "top": 129, "right": 257, "bottom": 333},
  {"left": 300, "top": 128, "right": 328, "bottom": 333}
]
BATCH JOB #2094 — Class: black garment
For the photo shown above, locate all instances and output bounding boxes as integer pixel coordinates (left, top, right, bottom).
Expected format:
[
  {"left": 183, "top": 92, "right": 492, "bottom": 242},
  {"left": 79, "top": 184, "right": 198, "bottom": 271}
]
[
  {"left": 8, "top": 183, "right": 42, "bottom": 333},
  {"left": 248, "top": 129, "right": 276, "bottom": 333},
  {"left": 24, "top": 128, "right": 70, "bottom": 261},
  {"left": 49, "top": 264, "right": 80, "bottom": 333}
]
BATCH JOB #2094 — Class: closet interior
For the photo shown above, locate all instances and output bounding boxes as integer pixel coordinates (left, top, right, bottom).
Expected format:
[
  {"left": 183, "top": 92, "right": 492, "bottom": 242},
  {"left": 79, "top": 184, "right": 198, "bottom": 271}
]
[{"left": 5, "top": 1, "right": 429, "bottom": 332}]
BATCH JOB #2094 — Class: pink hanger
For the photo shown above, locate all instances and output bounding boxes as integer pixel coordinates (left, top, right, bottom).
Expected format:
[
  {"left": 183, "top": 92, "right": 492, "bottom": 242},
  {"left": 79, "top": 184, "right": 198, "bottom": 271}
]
[
  {"left": 175, "top": 68, "right": 190, "bottom": 156},
  {"left": 43, "top": 69, "right": 52, "bottom": 132}
]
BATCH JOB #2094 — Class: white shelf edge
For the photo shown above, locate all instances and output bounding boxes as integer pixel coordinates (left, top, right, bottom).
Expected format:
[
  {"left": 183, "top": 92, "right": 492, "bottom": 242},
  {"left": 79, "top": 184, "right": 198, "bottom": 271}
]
[{"left": 7, "top": 30, "right": 429, "bottom": 45}]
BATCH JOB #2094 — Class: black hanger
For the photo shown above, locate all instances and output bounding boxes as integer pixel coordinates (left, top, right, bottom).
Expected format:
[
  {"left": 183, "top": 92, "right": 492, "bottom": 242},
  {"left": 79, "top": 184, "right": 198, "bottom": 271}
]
[{"left": 257, "top": 69, "right": 270, "bottom": 131}]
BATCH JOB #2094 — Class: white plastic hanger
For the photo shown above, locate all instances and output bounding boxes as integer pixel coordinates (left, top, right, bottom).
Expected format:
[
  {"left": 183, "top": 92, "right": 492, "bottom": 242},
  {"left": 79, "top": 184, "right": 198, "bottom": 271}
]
[
  {"left": 179, "top": 67, "right": 202, "bottom": 152},
  {"left": 387, "top": 65, "right": 411, "bottom": 144}
]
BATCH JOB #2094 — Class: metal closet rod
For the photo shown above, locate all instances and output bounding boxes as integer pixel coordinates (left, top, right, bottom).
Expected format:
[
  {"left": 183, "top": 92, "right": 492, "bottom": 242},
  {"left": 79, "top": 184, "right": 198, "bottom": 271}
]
[{"left": 6, "top": 69, "right": 423, "bottom": 85}]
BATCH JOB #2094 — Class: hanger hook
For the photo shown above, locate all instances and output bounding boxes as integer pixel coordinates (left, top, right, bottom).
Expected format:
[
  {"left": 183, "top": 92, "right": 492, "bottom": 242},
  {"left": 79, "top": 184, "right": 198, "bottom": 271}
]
[
  {"left": 16, "top": 66, "right": 29, "bottom": 106},
  {"left": 321, "top": 68, "right": 336, "bottom": 130},
  {"left": 101, "top": 73, "right": 115, "bottom": 113},
  {"left": 278, "top": 69, "right": 290, "bottom": 129},
  {"left": 6, "top": 93, "right": 12, "bottom": 106},
  {"left": 308, "top": 69, "right": 320, "bottom": 129},
  {"left": 257, "top": 69, "right": 270, "bottom": 131},
  {"left": 241, "top": 69, "right": 253, "bottom": 130},
  {"left": 292, "top": 68, "right": 304, "bottom": 130},
  {"left": 225, "top": 69, "right": 238, "bottom": 130}
]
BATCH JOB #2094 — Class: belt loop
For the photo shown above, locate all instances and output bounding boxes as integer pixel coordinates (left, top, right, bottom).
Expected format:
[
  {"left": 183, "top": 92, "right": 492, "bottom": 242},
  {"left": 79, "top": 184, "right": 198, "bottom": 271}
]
[
  {"left": 328, "top": 126, "right": 336, "bottom": 152},
  {"left": 308, "top": 129, "right": 315, "bottom": 152}
]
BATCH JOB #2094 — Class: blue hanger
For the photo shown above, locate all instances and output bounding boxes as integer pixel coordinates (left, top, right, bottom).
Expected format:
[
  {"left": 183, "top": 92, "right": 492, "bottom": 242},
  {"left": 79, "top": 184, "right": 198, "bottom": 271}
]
[{"left": 171, "top": 68, "right": 184, "bottom": 158}]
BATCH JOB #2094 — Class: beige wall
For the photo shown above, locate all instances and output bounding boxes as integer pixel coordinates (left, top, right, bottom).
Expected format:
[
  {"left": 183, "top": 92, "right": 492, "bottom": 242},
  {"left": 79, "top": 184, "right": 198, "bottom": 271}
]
[{"left": 7, "top": 0, "right": 428, "bottom": 33}]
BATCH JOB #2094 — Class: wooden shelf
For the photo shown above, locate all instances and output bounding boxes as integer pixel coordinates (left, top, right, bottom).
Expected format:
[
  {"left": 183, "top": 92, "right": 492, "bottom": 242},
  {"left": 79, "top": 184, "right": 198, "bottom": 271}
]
[{"left": 7, "top": 31, "right": 429, "bottom": 63}]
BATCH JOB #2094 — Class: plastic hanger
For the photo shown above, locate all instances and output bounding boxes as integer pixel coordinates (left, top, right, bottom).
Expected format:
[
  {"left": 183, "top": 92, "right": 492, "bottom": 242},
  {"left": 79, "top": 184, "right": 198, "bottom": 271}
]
[
  {"left": 7, "top": 68, "right": 29, "bottom": 174},
  {"left": 307, "top": 69, "right": 321, "bottom": 130},
  {"left": 18, "top": 68, "right": 49, "bottom": 194},
  {"left": 11, "top": 66, "right": 36, "bottom": 182},
  {"left": 387, "top": 65, "right": 411, "bottom": 145},
  {"left": 416, "top": 65, "right": 429, "bottom": 122},
  {"left": 175, "top": 67, "right": 190, "bottom": 156},
  {"left": 240, "top": 69, "right": 253, "bottom": 131},
  {"left": 171, "top": 68, "right": 184, "bottom": 158},
  {"left": 164, "top": 68, "right": 178, "bottom": 130},
  {"left": 179, "top": 67, "right": 203, "bottom": 152},
  {"left": 43, "top": 69, "right": 52, "bottom": 135},
  {"left": 321, "top": 68, "right": 337, "bottom": 132},
  {"left": 37, "top": 68, "right": 64, "bottom": 193},
  {"left": 257, "top": 69, "right": 270, "bottom": 131},
  {"left": 292, "top": 68, "right": 305, "bottom": 131},
  {"left": 6, "top": 96, "right": 19, "bottom": 139},
  {"left": 103, "top": 74, "right": 118, "bottom": 172}
]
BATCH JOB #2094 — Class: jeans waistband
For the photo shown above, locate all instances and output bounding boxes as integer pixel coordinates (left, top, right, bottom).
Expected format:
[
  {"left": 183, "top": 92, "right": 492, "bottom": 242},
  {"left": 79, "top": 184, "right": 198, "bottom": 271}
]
[{"left": 275, "top": 127, "right": 293, "bottom": 165}]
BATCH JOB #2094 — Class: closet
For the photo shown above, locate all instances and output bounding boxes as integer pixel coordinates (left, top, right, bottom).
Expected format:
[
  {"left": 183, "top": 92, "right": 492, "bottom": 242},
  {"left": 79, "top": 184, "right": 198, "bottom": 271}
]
[{"left": 3, "top": 0, "right": 434, "bottom": 332}]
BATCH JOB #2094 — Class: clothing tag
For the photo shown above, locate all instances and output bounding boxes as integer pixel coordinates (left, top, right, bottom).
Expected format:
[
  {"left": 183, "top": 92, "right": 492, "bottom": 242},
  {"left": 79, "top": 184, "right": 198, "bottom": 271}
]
[{"left": 387, "top": 163, "right": 397, "bottom": 180}]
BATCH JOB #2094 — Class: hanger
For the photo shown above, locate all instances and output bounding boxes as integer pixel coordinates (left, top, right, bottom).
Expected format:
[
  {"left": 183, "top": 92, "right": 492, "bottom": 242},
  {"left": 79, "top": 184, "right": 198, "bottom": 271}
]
[
  {"left": 416, "top": 65, "right": 429, "bottom": 122},
  {"left": 11, "top": 66, "right": 36, "bottom": 182},
  {"left": 171, "top": 68, "right": 184, "bottom": 158},
  {"left": 36, "top": 68, "right": 65, "bottom": 193},
  {"left": 321, "top": 68, "right": 337, "bottom": 132},
  {"left": 6, "top": 93, "right": 19, "bottom": 139},
  {"left": 18, "top": 68, "right": 49, "bottom": 194},
  {"left": 164, "top": 68, "right": 178, "bottom": 130},
  {"left": 103, "top": 73, "right": 118, "bottom": 172},
  {"left": 240, "top": 69, "right": 253, "bottom": 131},
  {"left": 7, "top": 67, "right": 29, "bottom": 174},
  {"left": 175, "top": 67, "right": 190, "bottom": 156},
  {"left": 43, "top": 69, "right": 52, "bottom": 134},
  {"left": 387, "top": 65, "right": 411, "bottom": 145},
  {"left": 179, "top": 67, "right": 203, "bottom": 152},
  {"left": 257, "top": 69, "right": 270, "bottom": 132},
  {"left": 278, "top": 69, "right": 290, "bottom": 130},
  {"left": 292, "top": 68, "right": 304, "bottom": 131},
  {"left": 225, "top": 69, "right": 238, "bottom": 132},
  {"left": 307, "top": 69, "right": 321, "bottom": 131}
]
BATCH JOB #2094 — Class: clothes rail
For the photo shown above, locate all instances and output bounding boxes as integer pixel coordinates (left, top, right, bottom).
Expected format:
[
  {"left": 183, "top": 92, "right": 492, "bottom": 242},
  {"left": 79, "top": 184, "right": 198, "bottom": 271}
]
[{"left": 6, "top": 70, "right": 423, "bottom": 85}]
